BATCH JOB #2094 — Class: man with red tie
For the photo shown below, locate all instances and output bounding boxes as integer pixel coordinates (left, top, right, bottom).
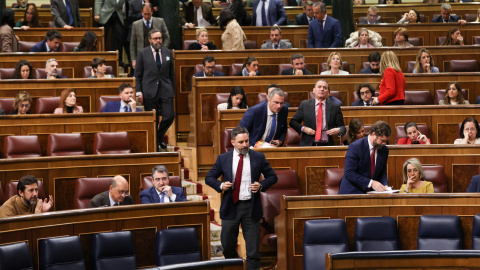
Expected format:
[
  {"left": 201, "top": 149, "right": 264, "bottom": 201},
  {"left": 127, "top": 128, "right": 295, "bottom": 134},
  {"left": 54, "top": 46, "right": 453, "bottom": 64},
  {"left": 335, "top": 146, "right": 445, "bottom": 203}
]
[
  {"left": 205, "top": 126, "right": 278, "bottom": 270},
  {"left": 289, "top": 79, "right": 346, "bottom": 146},
  {"left": 338, "top": 120, "right": 391, "bottom": 194}
]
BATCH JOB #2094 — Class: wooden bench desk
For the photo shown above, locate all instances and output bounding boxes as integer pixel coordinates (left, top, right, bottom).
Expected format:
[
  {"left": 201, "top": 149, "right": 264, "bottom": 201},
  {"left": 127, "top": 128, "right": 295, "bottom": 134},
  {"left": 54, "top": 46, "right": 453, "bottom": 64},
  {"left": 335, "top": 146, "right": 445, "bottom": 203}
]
[
  {"left": 16, "top": 28, "right": 105, "bottom": 51},
  {"left": 14, "top": 7, "right": 93, "bottom": 27}
]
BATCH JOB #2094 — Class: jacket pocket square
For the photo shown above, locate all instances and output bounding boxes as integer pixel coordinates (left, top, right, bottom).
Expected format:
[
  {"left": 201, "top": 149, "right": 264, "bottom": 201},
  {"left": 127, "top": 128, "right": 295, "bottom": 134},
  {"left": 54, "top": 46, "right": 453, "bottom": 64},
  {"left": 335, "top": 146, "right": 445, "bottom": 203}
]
[{"left": 166, "top": 56, "right": 170, "bottom": 61}]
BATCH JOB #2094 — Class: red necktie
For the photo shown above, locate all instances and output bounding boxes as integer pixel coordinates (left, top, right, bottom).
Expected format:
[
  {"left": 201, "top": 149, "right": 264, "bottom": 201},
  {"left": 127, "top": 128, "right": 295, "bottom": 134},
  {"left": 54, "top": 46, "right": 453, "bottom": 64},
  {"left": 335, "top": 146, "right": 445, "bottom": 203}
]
[
  {"left": 315, "top": 102, "right": 323, "bottom": 141},
  {"left": 371, "top": 148, "right": 375, "bottom": 177},
  {"left": 233, "top": 154, "right": 243, "bottom": 204}
]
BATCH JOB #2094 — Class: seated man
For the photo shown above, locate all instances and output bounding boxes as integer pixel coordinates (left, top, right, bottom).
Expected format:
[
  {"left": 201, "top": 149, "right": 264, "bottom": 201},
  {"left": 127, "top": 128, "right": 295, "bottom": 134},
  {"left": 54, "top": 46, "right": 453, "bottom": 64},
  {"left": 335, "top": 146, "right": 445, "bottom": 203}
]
[
  {"left": 352, "top": 83, "right": 375, "bottom": 106},
  {"left": 30, "top": 29, "right": 62, "bottom": 52},
  {"left": 44, "top": 58, "right": 67, "bottom": 79},
  {"left": 89, "top": 175, "right": 134, "bottom": 207},
  {"left": 281, "top": 53, "right": 311, "bottom": 75},
  {"left": 0, "top": 175, "right": 53, "bottom": 218},
  {"left": 431, "top": 3, "right": 466, "bottom": 25},
  {"left": 359, "top": 6, "right": 380, "bottom": 24},
  {"left": 261, "top": 26, "right": 292, "bottom": 49},
  {"left": 193, "top": 56, "right": 225, "bottom": 78},
  {"left": 180, "top": 0, "right": 217, "bottom": 28},
  {"left": 359, "top": 52, "right": 381, "bottom": 74},
  {"left": 140, "top": 165, "right": 187, "bottom": 203},
  {"left": 102, "top": 83, "right": 142, "bottom": 112},
  {"left": 294, "top": 1, "right": 314, "bottom": 25}
]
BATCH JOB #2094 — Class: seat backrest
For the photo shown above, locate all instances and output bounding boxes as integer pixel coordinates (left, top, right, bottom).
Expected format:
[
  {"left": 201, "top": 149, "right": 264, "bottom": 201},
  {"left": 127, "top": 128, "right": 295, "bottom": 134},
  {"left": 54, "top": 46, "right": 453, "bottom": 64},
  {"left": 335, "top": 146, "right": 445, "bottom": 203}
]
[
  {"left": 83, "top": 66, "right": 114, "bottom": 78},
  {"left": 284, "top": 127, "right": 301, "bottom": 147},
  {"left": 417, "top": 215, "right": 462, "bottom": 250},
  {"left": 36, "top": 97, "right": 61, "bottom": 114},
  {"left": 0, "top": 242, "right": 33, "bottom": 270},
  {"left": 74, "top": 177, "right": 112, "bottom": 209},
  {"left": 436, "top": 36, "right": 446, "bottom": 46},
  {"left": 321, "top": 62, "right": 350, "bottom": 73},
  {"left": 94, "top": 132, "right": 131, "bottom": 154},
  {"left": 60, "top": 42, "right": 80, "bottom": 52},
  {"left": 354, "top": 217, "right": 399, "bottom": 251},
  {"left": 91, "top": 231, "right": 137, "bottom": 270},
  {"left": 408, "top": 37, "right": 422, "bottom": 47},
  {"left": 243, "top": 40, "right": 257, "bottom": 49},
  {"left": 18, "top": 41, "right": 37, "bottom": 52},
  {"left": 229, "top": 63, "right": 243, "bottom": 76},
  {"left": 448, "top": 60, "right": 479, "bottom": 72},
  {"left": 5, "top": 180, "right": 46, "bottom": 201},
  {"left": 406, "top": 61, "right": 416, "bottom": 73},
  {"left": 35, "top": 68, "right": 64, "bottom": 79},
  {"left": 395, "top": 124, "right": 430, "bottom": 144},
  {"left": 194, "top": 64, "right": 223, "bottom": 74},
  {"left": 214, "top": 93, "right": 230, "bottom": 109},
  {"left": 466, "top": 14, "right": 477, "bottom": 22},
  {"left": 423, "top": 165, "right": 447, "bottom": 193},
  {"left": 404, "top": 91, "right": 433, "bottom": 105},
  {"left": 221, "top": 128, "right": 233, "bottom": 154},
  {"left": 142, "top": 176, "right": 182, "bottom": 190},
  {"left": 0, "top": 68, "right": 15, "bottom": 79},
  {"left": 4, "top": 135, "right": 42, "bottom": 158},
  {"left": 47, "top": 133, "right": 85, "bottom": 156},
  {"left": 278, "top": 63, "right": 293, "bottom": 75},
  {"left": 473, "top": 36, "right": 480, "bottom": 45},
  {"left": 434, "top": 89, "right": 469, "bottom": 105},
  {"left": 473, "top": 214, "right": 480, "bottom": 250},
  {"left": 39, "top": 236, "right": 86, "bottom": 270},
  {"left": 183, "top": 40, "right": 196, "bottom": 50},
  {"left": 155, "top": 227, "right": 201, "bottom": 266},
  {"left": 325, "top": 168, "right": 344, "bottom": 195},
  {"left": 303, "top": 219, "right": 349, "bottom": 270},
  {"left": 358, "top": 16, "right": 367, "bottom": 24},
  {"left": 98, "top": 96, "right": 121, "bottom": 112},
  {"left": 0, "top": 98, "right": 15, "bottom": 114}
]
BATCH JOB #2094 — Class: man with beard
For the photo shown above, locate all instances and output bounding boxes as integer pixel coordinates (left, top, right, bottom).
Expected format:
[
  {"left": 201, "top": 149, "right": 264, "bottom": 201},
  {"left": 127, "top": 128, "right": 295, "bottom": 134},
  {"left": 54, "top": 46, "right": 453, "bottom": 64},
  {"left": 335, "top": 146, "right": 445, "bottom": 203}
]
[
  {"left": 338, "top": 120, "right": 391, "bottom": 194},
  {"left": 351, "top": 83, "right": 375, "bottom": 106},
  {"left": 0, "top": 175, "right": 54, "bottom": 218},
  {"left": 260, "top": 26, "right": 292, "bottom": 49},
  {"left": 44, "top": 58, "right": 66, "bottom": 79},
  {"left": 205, "top": 126, "right": 277, "bottom": 270},
  {"left": 101, "top": 83, "right": 142, "bottom": 112},
  {"left": 135, "top": 29, "right": 175, "bottom": 150},
  {"left": 359, "top": 52, "right": 381, "bottom": 74}
]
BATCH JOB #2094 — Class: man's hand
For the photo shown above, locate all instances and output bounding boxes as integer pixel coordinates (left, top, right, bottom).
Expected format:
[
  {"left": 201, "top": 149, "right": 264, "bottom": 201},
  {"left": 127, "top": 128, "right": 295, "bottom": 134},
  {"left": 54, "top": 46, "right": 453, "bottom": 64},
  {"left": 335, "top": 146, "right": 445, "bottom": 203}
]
[
  {"left": 186, "top": 23, "right": 195, "bottom": 28},
  {"left": 94, "top": 15, "right": 100, "bottom": 23},
  {"left": 129, "top": 97, "right": 137, "bottom": 112},
  {"left": 294, "top": 69, "right": 303, "bottom": 76},
  {"left": 250, "top": 181, "right": 261, "bottom": 193},
  {"left": 459, "top": 19, "right": 466, "bottom": 26},
  {"left": 222, "top": 181, "right": 233, "bottom": 191},
  {"left": 371, "top": 180, "right": 388, "bottom": 192},
  {"left": 161, "top": 185, "right": 173, "bottom": 197},
  {"left": 270, "top": 140, "right": 281, "bottom": 147},
  {"left": 64, "top": 25, "right": 74, "bottom": 29},
  {"left": 43, "top": 195, "right": 54, "bottom": 212},
  {"left": 303, "top": 127, "right": 315, "bottom": 135},
  {"left": 132, "top": 60, "right": 136, "bottom": 69},
  {"left": 326, "top": 128, "right": 340, "bottom": 136}
]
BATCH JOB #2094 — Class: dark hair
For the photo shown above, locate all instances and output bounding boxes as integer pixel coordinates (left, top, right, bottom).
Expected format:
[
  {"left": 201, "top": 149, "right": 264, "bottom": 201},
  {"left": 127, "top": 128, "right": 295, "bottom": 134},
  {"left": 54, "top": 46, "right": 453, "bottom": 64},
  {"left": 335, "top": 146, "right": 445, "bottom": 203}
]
[
  {"left": 242, "top": 56, "right": 257, "bottom": 69},
  {"left": 17, "top": 175, "right": 38, "bottom": 195},
  {"left": 442, "top": 27, "right": 460, "bottom": 46},
  {"left": 356, "top": 83, "right": 375, "bottom": 100},
  {"left": 347, "top": 118, "right": 364, "bottom": 144},
  {"left": 290, "top": 53, "right": 305, "bottom": 64},
  {"left": 404, "top": 121, "right": 418, "bottom": 133},
  {"left": 1, "top": 8, "right": 15, "bottom": 28},
  {"left": 409, "top": 9, "right": 420, "bottom": 23},
  {"left": 11, "top": 60, "right": 34, "bottom": 79},
  {"left": 119, "top": 83, "right": 134, "bottom": 94},
  {"left": 266, "top": 84, "right": 279, "bottom": 94},
  {"left": 151, "top": 165, "right": 169, "bottom": 177},
  {"left": 444, "top": 82, "right": 465, "bottom": 105},
  {"left": 77, "top": 31, "right": 97, "bottom": 51},
  {"left": 369, "top": 120, "right": 392, "bottom": 137},
  {"left": 368, "top": 51, "right": 381, "bottom": 63},
  {"left": 227, "top": 86, "right": 248, "bottom": 109},
  {"left": 23, "top": 4, "right": 41, "bottom": 27},
  {"left": 203, "top": 55, "right": 216, "bottom": 66},
  {"left": 231, "top": 126, "right": 249, "bottom": 141},
  {"left": 460, "top": 118, "right": 480, "bottom": 139},
  {"left": 91, "top": 57, "right": 106, "bottom": 70},
  {"left": 45, "top": 29, "right": 62, "bottom": 41},
  {"left": 219, "top": 8, "right": 235, "bottom": 31},
  {"left": 229, "top": 0, "right": 248, "bottom": 25},
  {"left": 58, "top": 88, "right": 77, "bottom": 113}
]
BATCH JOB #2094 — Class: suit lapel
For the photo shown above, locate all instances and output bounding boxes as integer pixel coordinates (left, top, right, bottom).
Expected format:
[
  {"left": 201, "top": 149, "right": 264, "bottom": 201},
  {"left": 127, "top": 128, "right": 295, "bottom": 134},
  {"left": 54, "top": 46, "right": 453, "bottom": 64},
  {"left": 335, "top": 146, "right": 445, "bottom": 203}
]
[
  {"left": 260, "top": 102, "right": 268, "bottom": 138},
  {"left": 225, "top": 151, "right": 234, "bottom": 182}
]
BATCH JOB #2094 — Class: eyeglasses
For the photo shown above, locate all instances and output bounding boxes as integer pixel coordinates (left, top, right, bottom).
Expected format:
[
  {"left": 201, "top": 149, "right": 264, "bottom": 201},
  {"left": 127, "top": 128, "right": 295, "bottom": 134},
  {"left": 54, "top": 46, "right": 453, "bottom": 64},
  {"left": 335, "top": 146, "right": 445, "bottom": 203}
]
[
  {"left": 360, "top": 91, "right": 371, "bottom": 95},
  {"left": 20, "top": 104, "right": 30, "bottom": 108},
  {"left": 114, "top": 186, "right": 129, "bottom": 196}
]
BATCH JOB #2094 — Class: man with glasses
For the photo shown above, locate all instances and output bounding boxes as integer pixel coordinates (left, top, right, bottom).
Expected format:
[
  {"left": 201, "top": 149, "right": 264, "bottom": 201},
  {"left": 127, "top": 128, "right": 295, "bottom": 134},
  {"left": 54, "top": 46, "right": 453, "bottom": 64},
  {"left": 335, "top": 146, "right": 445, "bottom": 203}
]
[
  {"left": 89, "top": 175, "right": 133, "bottom": 207},
  {"left": 140, "top": 165, "right": 187, "bottom": 203},
  {"left": 191, "top": 56, "right": 225, "bottom": 91},
  {"left": 359, "top": 6, "right": 380, "bottom": 24},
  {"left": 352, "top": 83, "right": 375, "bottom": 106}
]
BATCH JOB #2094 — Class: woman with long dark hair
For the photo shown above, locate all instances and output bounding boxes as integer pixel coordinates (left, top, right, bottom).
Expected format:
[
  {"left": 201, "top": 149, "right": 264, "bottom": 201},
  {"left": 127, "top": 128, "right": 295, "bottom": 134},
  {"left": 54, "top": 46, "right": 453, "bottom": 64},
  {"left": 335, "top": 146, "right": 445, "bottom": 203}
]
[
  {"left": 11, "top": 60, "right": 34, "bottom": 79},
  {"left": 73, "top": 31, "right": 98, "bottom": 52},
  {"left": 0, "top": 8, "right": 18, "bottom": 52},
  {"left": 15, "top": 3, "right": 42, "bottom": 29},
  {"left": 229, "top": 0, "right": 251, "bottom": 26},
  {"left": 217, "top": 86, "right": 249, "bottom": 110}
]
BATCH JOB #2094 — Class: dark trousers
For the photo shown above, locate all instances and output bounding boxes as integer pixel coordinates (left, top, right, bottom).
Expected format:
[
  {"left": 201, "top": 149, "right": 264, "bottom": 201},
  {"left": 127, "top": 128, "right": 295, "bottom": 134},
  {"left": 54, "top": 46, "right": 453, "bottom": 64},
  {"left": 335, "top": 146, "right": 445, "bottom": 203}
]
[
  {"left": 221, "top": 200, "right": 260, "bottom": 270},
  {"left": 103, "top": 12, "right": 124, "bottom": 63},
  {"left": 143, "top": 89, "right": 175, "bottom": 144}
]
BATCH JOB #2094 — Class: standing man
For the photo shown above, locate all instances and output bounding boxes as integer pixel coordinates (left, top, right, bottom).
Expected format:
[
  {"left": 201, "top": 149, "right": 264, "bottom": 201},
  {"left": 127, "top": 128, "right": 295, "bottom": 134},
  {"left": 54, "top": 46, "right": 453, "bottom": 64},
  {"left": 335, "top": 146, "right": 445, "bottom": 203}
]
[
  {"left": 359, "top": 52, "right": 381, "bottom": 74},
  {"left": 289, "top": 79, "right": 345, "bottom": 146},
  {"left": 51, "top": 0, "right": 82, "bottom": 29},
  {"left": 338, "top": 120, "right": 391, "bottom": 194},
  {"left": 205, "top": 126, "right": 278, "bottom": 270},
  {"left": 294, "top": 1, "right": 314, "bottom": 25},
  {"left": 239, "top": 88, "right": 288, "bottom": 147},
  {"left": 281, "top": 53, "right": 311, "bottom": 75},
  {"left": 89, "top": 175, "right": 134, "bottom": 207},
  {"left": 130, "top": 3, "right": 170, "bottom": 69},
  {"left": 251, "top": 0, "right": 288, "bottom": 26},
  {"left": 180, "top": 0, "right": 217, "bottom": 28},
  {"left": 359, "top": 6, "right": 380, "bottom": 24},
  {"left": 135, "top": 29, "right": 175, "bottom": 150},
  {"left": 140, "top": 165, "right": 187, "bottom": 203},
  {"left": 431, "top": 3, "right": 466, "bottom": 24},
  {"left": 30, "top": 30, "right": 62, "bottom": 52},
  {"left": 260, "top": 26, "right": 292, "bottom": 49},
  {"left": 352, "top": 83, "right": 375, "bottom": 106},
  {"left": 102, "top": 83, "right": 143, "bottom": 112},
  {"left": 307, "top": 2, "right": 342, "bottom": 48}
]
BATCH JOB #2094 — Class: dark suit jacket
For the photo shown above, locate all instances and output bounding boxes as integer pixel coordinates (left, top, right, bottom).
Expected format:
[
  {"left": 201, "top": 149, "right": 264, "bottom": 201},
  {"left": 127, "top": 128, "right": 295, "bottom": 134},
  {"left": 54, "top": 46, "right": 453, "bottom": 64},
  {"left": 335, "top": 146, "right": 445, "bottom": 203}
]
[
  {"left": 359, "top": 66, "right": 379, "bottom": 74},
  {"left": 190, "top": 70, "right": 225, "bottom": 91},
  {"left": 431, "top": 15, "right": 460, "bottom": 23},
  {"left": 205, "top": 149, "right": 278, "bottom": 221},
  {"left": 94, "top": 0, "right": 126, "bottom": 25},
  {"left": 101, "top": 101, "right": 143, "bottom": 112},
  {"left": 139, "top": 186, "right": 187, "bottom": 203},
  {"left": 467, "top": 175, "right": 480, "bottom": 192},
  {"left": 251, "top": 0, "right": 288, "bottom": 26},
  {"left": 338, "top": 136, "right": 389, "bottom": 194},
  {"left": 89, "top": 190, "right": 134, "bottom": 207},
  {"left": 260, "top": 40, "right": 292, "bottom": 49},
  {"left": 30, "top": 39, "right": 60, "bottom": 52},
  {"left": 294, "top": 13, "right": 311, "bottom": 25},
  {"left": 307, "top": 16, "right": 343, "bottom": 48},
  {"left": 128, "top": 0, "right": 159, "bottom": 20},
  {"left": 130, "top": 17, "right": 170, "bottom": 60},
  {"left": 351, "top": 99, "right": 373, "bottom": 106},
  {"left": 239, "top": 101, "right": 288, "bottom": 147},
  {"left": 280, "top": 68, "right": 311, "bottom": 75},
  {"left": 289, "top": 98, "right": 346, "bottom": 146},
  {"left": 135, "top": 46, "right": 175, "bottom": 100},
  {"left": 180, "top": 2, "right": 217, "bottom": 26},
  {"left": 51, "top": 0, "right": 82, "bottom": 27}
]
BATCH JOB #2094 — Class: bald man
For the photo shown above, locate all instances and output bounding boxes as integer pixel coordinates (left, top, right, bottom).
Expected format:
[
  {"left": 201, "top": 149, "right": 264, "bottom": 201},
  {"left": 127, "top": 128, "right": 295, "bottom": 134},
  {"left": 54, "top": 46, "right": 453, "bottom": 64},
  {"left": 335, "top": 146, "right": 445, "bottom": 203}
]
[{"left": 89, "top": 175, "right": 134, "bottom": 207}]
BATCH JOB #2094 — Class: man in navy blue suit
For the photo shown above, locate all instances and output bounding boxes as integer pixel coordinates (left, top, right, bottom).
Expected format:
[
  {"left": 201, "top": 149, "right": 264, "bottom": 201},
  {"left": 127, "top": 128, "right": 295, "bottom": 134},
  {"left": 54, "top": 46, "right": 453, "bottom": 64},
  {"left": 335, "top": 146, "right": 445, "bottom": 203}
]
[
  {"left": 205, "top": 126, "right": 278, "bottom": 270},
  {"left": 239, "top": 88, "right": 288, "bottom": 147},
  {"left": 102, "top": 83, "right": 143, "bottom": 112},
  {"left": 30, "top": 30, "right": 62, "bottom": 52},
  {"left": 251, "top": 0, "right": 288, "bottom": 26},
  {"left": 338, "top": 121, "right": 392, "bottom": 194},
  {"left": 307, "top": 2, "right": 342, "bottom": 48},
  {"left": 193, "top": 56, "right": 225, "bottom": 78},
  {"left": 431, "top": 3, "right": 466, "bottom": 24},
  {"left": 140, "top": 165, "right": 187, "bottom": 204}
]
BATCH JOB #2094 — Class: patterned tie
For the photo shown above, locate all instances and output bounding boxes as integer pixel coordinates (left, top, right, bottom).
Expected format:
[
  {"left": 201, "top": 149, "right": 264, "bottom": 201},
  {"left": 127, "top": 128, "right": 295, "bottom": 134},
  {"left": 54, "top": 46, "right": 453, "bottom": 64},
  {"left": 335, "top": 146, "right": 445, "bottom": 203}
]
[
  {"left": 274, "top": 44, "right": 278, "bottom": 49},
  {"left": 319, "top": 20, "right": 324, "bottom": 31},
  {"left": 314, "top": 102, "right": 323, "bottom": 142},
  {"left": 146, "top": 20, "right": 150, "bottom": 29},
  {"left": 155, "top": 49, "right": 162, "bottom": 70},
  {"left": 261, "top": 0, "right": 268, "bottom": 26},
  {"left": 123, "top": 105, "right": 130, "bottom": 112},
  {"left": 65, "top": 0, "right": 74, "bottom": 26},
  {"left": 371, "top": 148, "right": 376, "bottom": 177},
  {"left": 233, "top": 154, "right": 243, "bottom": 204},
  {"left": 265, "top": 113, "right": 276, "bottom": 142}
]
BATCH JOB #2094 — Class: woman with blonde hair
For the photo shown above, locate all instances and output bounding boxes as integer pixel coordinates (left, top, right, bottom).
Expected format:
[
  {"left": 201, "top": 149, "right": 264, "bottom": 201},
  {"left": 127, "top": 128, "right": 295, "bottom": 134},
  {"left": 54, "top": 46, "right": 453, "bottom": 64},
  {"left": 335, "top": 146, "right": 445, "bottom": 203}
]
[
  {"left": 475, "top": 8, "right": 480, "bottom": 22},
  {"left": 345, "top": 28, "right": 382, "bottom": 48},
  {"left": 399, "top": 158, "right": 434, "bottom": 193},
  {"left": 372, "top": 51, "right": 405, "bottom": 105},
  {"left": 10, "top": 91, "right": 32, "bottom": 115},
  {"left": 188, "top": 28, "right": 217, "bottom": 51},
  {"left": 320, "top": 52, "right": 349, "bottom": 75},
  {"left": 54, "top": 89, "right": 84, "bottom": 114},
  {"left": 413, "top": 48, "right": 439, "bottom": 73}
]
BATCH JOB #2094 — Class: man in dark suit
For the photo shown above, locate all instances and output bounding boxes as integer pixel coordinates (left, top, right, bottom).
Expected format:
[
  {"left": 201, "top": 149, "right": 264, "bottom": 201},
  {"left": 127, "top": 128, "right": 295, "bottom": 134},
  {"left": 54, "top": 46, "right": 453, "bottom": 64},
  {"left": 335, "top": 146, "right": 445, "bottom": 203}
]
[
  {"left": 358, "top": 6, "right": 380, "bottom": 25},
  {"left": 140, "top": 165, "right": 187, "bottom": 203},
  {"left": 89, "top": 175, "right": 134, "bottom": 207},
  {"left": 351, "top": 83, "right": 375, "bottom": 106},
  {"left": 30, "top": 30, "right": 62, "bottom": 52},
  {"left": 289, "top": 79, "right": 346, "bottom": 146},
  {"left": 307, "top": 2, "right": 342, "bottom": 48},
  {"left": 102, "top": 83, "right": 143, "bottom": 112},
  {"left": 193, "top": 56, "right": 225, "bottom": 78},
  {"left": 251, "top": 0, "right": 287, "bottom": 26},
  {"left": 294, "top": 1, "right": 314, "bottom": 25},
  {"left": 431, "top": 3, "right": 466, "bottom": 24},
  {"left": 180, "top": 0, "right": 217, "bottom": 28},
  {"left": 205, "top": 126, "right": 278, "bottom": 270},
  {"left": 281, "top": 53, "right": 312, "bottom": 76},
  {"left": 44, "top": 59, "right": 67, "bottom": 79},
  {"left": 338, "top": 121, "right": 391, "bottom": 194},
  {"left": 260, "top": 26, "right": 292, "bottom": 49},
  {"left": 50, "top": 0, "right": 82, "bottom": 29},
  {"left": 359, "top": 51, "right": 381, "bottom": 74},
  {"left": 239, "top": 88, "right": 288, "bottom": 147},
  {"left": 135, "top": 29, "right": 175, "bottom": 150},
  {"left": 129, "top": 0, "right": 159, "bottom": 19}
]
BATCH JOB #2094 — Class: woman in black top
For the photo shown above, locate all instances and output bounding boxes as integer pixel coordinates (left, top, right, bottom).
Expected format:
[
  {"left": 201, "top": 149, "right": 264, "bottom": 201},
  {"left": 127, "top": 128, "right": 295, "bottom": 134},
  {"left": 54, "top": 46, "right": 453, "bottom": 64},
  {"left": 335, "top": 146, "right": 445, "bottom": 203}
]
[{"left": 188, "top": 28, "right": 217, "bottom": 51}]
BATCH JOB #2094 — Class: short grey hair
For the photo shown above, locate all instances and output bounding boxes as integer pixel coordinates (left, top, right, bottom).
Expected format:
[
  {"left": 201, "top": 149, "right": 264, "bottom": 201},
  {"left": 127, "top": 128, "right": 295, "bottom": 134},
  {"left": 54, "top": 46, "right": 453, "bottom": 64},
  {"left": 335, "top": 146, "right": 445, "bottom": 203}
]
[
  {"left": 270, "top": 26, "right": 281, "bottom": 35},
  {"left": 268, "top": 88, "right": 285, "bottom": 99},
  {"left": 313, "top": 1, "right": 326, "bottom": 12},
  {"left": 46, "top": 58, "right": 57, "bottom": 68},
  {"left": 441, "top": 3, "right": 451, "bottom": 10},
  {"left": 151, "top": 165, "right": 169, "bottom": 178}
]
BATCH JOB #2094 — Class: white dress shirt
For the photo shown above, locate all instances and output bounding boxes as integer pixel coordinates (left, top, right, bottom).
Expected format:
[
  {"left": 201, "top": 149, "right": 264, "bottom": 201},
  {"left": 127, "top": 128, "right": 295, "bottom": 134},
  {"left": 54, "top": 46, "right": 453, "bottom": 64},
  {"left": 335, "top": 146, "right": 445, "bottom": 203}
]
[
  {"left": 367, "top": 135, "right": 378, "bottom": 188},
  {"left": 232, "top": 149, "right": 252, "bottom": 200},
  {"left": 155, "top": 187, "right": 177, "bottom": 202},
  {"left": 195, "top": 6, "right": 212, "bottom": 27},
  {"left": 261, "top": 106, "right": 277, "bottom": 141},
  {"left": 255, "top": 0, "right": 270, "bottom": 26}
]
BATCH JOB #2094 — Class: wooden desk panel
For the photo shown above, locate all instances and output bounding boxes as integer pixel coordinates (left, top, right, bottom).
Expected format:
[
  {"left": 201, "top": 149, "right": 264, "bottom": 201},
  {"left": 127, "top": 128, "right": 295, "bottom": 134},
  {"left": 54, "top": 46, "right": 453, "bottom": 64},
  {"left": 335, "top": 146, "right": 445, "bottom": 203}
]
[
  {"left": 16, "top": 28, "right": 105, "bottom": 51},
  {"left": 14, "top": 8, "right": 93, "bottom": 27},
  {"left": 0, "top": 202, "right": 209, "bottom": 269}
]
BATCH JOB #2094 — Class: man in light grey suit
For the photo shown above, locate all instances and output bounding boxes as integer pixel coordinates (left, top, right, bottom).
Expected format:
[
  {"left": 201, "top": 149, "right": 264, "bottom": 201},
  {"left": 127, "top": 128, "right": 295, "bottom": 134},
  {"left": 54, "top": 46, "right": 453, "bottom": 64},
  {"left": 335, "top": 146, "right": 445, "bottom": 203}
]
[
  {"left": 131, "top": 3, "right": 170, "bottom": 69},
  {"left": 94, "top": 0, "right": 126, "bottom": 66},
  {"left": 50, "top": 0, "right": 82, "bottom": 29},
  {"left": 260, "top": 26, "right": 292, "bottom": 49},
  {"left": 135, "top": 29, "right": 175, "bottom": 150}
]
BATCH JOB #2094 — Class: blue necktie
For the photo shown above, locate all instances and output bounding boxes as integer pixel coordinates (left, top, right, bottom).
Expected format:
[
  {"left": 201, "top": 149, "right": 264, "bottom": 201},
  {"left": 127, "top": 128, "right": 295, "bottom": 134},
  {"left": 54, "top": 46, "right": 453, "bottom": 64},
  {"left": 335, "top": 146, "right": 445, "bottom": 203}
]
[
  {"left": 65, "top": 0, "right": 74, "bottom": 26},
  {"left": 146, "top": 21, "right": 150, "bottom": 29},
  {"left": 261, "top": 0, "right": 267, "bottom": 26},
  {"left": 123, "top": 105, "right": 130, "bottom": 112},
  {"left": 319, "top": 20, "right": 324, "bottom": 31},
  {"left": 265, "top": 113, "right": 276, "bottom": 142},
  {"left": 160, "top": 192, "right": 164, "bottom": 203},
  {"left": 155, "top": 49, "right": 162, "bottom": 70}
]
